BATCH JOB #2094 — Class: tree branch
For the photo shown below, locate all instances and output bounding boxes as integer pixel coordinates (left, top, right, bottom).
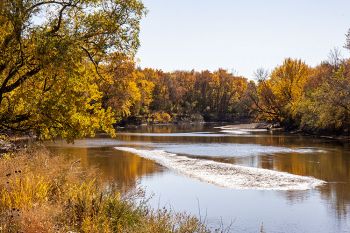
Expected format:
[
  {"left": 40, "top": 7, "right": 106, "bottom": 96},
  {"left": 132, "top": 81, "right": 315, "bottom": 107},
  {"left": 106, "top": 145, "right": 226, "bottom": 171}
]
[
  {"left": 26, "top": 1, "right": 71, "bottom": 14},
  {"left": 47, "top": 0, "right": 75, "bottom": 35},
  {"left": 2, "top": 66, "right": 41, "bottom": 94}
]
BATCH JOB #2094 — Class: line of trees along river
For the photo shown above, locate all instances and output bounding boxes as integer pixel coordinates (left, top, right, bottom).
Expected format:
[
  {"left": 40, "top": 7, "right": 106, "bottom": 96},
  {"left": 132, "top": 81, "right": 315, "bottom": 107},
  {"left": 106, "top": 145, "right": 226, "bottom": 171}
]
[
  {"left": 1, "top": 1, "right": 350, "bottom": 141},
  {"left": 102, "top": 54, "right": 350, "bottom": 138}
]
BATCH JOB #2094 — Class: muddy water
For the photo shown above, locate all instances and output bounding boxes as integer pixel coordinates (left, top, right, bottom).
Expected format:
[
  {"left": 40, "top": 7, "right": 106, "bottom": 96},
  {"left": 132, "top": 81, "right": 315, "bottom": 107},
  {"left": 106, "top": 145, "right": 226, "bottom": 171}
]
[{"left": 48, "top": 124, "right": 350, "bottom": 232}]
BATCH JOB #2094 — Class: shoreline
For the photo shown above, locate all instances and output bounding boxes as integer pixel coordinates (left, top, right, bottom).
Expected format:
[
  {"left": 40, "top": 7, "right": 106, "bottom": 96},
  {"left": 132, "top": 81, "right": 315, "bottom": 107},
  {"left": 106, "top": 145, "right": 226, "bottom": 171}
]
[
  {"left": 1, "top": 121, "right": 349, "bottom": 155},
  {"left": 118, "top": 121, "right": 350, "bottom": 143}
]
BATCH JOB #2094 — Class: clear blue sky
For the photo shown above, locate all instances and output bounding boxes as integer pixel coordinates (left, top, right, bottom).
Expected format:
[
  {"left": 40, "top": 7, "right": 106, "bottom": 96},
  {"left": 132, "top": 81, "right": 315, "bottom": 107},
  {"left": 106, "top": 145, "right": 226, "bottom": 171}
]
[{"left": 136, "top": 0, "right": 350, "bottom": 79}]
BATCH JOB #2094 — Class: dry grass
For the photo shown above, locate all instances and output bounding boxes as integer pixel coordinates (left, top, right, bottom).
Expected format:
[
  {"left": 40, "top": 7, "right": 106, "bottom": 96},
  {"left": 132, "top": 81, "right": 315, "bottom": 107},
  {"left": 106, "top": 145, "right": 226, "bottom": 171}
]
[{"left": 0, "top": 146, "right": 214, "bottom": 233}]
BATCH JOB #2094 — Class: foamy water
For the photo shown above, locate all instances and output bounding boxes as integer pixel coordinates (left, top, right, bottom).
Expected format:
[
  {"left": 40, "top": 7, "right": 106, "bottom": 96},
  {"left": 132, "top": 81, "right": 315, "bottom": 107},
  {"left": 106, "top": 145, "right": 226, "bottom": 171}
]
[
  {"left": 155, "top": 143, "right": 325, "bottom": 157},
  {"left": 216, "top": 124, "right": 269, "bottom": 135},
  {"left": 116, "top": 132, "right": 229, "bottom": 137},
  {"left": 220, "top": 130, "right": 251, "bottom": 135},
  {"left": 115, "top": 147, "right": 325, "bottom": 190}
]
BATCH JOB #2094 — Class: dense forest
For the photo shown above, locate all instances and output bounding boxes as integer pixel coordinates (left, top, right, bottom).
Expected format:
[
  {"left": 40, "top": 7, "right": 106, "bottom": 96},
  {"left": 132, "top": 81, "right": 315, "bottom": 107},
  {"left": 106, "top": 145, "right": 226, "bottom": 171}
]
[
  {"left": 1, "top": 0, "right": 350, "bottom": 141},
  {"left": 105, "top": 53, "right": 350, "bottom": 136}
]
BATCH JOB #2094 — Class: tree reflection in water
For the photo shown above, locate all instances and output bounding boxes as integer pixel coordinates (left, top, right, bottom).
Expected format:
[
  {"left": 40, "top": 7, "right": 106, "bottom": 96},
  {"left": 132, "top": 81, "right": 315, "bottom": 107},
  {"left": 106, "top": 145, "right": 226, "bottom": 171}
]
[{"left": 51, "top": 147, "right": 163, "bottom": 193}]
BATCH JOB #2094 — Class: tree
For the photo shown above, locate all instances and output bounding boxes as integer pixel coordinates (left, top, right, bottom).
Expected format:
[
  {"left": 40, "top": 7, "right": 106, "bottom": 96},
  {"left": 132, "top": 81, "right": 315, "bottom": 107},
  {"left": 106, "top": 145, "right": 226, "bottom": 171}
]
[
  {"left": 257, "top": 59, "right": 311, "bottom": 127},
  {"left": 298, "top": 60, "right": 350, "bottom": 132},
  {"left": 346, "top": 28, "right": 350, "bottom": 51},
  {"left": 101, "top": 55, "right": 155, "bottom": 122},
  {"left": 328, "top": 48, "right": 343, "bottom": 68},
  {"left": 0, "top": 0, "right": 146, "bottom": 140},
  {"left": 207, "top": 69, "right": 248, "bottom": 120},
  {"left": 254, "top": 68, "right": 269, "bottom": 82}
]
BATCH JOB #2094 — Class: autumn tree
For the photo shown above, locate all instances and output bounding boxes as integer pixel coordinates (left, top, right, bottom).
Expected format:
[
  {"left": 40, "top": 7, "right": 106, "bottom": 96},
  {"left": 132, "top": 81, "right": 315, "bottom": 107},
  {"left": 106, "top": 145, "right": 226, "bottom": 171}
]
[
  {"left": 0, "top": 0, "right": 146, "bottom": 140},
  {"left": 150, "top": 71, "right": 172, "bottom": 112},
  {"left": 346, "top": 28, "right": 350, "bottom": 50},
  {"left": 256, "top": 59, "right": 311, "bottom": 127},
  {"left": 101, "top": 55, "right": 155, "bottom": 123},
  {"left": 100, "top": 53, "right": 139, "bottom": 121},
  {"left": 298, "top": 60, "right": 350, "bottom": 132},
  {"left": 193, "top": 70, "right": 212, "bottom": 115},
  {"left": 142, "top": 69, "right": 252, "bottom": 122},
  {"left": 204, "top": 69, "right": 248, "bottom": 120}
]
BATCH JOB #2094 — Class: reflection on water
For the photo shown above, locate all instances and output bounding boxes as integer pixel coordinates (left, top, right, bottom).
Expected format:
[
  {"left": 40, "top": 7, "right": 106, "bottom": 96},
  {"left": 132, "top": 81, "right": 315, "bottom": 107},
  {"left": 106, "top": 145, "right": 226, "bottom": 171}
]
[
  {"left": 50, "top": 146, "right": 163, "bottom": 192},
  {"left": 272, "top": 151, "right": 350, "bottom": 219},
  {"left": 48, "top": 124, "right": 350, "bottom": 232}
]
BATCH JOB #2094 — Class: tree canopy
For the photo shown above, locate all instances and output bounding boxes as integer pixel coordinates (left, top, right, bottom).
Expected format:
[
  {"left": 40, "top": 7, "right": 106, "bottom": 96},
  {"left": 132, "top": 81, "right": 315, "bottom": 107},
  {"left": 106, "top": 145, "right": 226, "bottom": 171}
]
[
  {"left": 0, "top": 0, "right": 146, "bottom": 140},
  {"left": 1, "top": 2, "right": 349, "bottom": 138}
]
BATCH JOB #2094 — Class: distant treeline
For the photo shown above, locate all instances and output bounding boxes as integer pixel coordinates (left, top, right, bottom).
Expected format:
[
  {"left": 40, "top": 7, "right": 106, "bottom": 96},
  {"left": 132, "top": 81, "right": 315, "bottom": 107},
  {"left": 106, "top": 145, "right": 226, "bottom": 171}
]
[
  {"left": 102, "top": 59, "right": 254, "bottom": 124},
  {"left": 103, "top": 51, "right": 350, "bottom": 135}
]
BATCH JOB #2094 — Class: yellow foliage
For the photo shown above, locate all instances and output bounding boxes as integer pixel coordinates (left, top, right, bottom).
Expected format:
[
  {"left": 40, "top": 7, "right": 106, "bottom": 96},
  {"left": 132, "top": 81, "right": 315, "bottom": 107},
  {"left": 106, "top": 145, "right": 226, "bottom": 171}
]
[
  {"left": 0, "top": 147, "right": 210, "bottom": 232},
  {"left": 0, "top": 175, "right": 50, "bottom": 210},
  {"left": 0, "top": 0, "right": 146, "bottom": 140},
  {"left": 151, "top": 112, "right": 172, "bottom": 123},
  {"left": 257, "top": 58, "right": 311, "bottom": 123}
]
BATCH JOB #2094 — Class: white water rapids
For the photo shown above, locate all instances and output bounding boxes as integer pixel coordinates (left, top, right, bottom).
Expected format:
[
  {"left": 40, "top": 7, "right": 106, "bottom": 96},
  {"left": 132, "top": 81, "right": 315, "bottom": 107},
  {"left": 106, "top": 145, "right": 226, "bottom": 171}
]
[{"left": 115, "top": 147, "right": 325, "bottom": 191}]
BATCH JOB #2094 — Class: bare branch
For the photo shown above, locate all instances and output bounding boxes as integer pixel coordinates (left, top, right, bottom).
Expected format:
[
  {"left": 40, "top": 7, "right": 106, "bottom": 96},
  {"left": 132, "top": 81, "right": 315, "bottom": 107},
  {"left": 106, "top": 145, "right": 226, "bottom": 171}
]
[{"left": 328, "top": 47, "right": 343, "bottom": 67}]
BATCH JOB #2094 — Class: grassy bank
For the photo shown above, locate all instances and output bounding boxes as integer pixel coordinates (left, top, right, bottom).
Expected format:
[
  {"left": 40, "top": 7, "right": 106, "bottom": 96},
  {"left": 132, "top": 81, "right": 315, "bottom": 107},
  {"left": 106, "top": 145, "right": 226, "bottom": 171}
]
[{"left": 0, "top": 146, "right": 215, "bottom": 233}]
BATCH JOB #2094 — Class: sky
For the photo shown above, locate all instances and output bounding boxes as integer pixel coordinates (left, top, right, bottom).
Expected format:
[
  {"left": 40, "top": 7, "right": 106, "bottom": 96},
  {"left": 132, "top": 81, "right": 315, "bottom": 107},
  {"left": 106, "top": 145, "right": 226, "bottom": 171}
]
[{"left": 136, "top": 0, "right": 350, "bottom": 79}]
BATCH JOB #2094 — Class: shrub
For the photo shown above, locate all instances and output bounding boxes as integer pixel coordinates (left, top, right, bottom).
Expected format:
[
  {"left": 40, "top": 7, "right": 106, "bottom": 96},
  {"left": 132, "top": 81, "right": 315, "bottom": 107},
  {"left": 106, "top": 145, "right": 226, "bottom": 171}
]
[{"left": 151, "top": 112, "right": 172, "bottom": 123}]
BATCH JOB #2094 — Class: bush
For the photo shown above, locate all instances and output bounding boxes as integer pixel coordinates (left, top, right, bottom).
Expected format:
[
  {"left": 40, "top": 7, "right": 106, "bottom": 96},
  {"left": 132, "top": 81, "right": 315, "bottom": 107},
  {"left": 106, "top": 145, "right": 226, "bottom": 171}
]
[{"left": 151, "top": 112, "right": 172, "bottom": 124}]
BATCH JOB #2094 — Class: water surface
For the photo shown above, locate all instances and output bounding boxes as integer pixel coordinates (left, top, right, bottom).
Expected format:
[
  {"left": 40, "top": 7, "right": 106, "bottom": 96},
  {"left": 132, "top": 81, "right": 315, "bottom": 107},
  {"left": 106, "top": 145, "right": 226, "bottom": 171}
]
[{"left": 48, "top": 124, "right": 350, "bottom": 232}]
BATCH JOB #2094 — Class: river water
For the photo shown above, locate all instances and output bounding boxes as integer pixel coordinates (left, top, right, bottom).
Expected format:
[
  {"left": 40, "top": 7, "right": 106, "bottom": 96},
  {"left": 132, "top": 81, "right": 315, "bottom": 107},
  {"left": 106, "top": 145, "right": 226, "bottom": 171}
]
[{"left": 48, "top": 124, "right": 350, "bottom": 233}]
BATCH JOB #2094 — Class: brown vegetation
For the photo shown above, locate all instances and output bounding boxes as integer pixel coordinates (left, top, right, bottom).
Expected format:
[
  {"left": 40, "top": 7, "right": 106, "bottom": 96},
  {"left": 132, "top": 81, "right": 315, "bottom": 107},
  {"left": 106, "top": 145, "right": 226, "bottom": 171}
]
[{"left": 0, "top": 147, "right": 212, "bottom": 233}]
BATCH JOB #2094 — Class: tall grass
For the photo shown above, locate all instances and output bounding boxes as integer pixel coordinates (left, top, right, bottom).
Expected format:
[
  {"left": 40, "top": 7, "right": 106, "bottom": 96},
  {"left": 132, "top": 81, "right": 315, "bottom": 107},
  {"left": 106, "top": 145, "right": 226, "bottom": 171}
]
[{"left": 0, "top": 146, "right": 214, "bottom": 233}]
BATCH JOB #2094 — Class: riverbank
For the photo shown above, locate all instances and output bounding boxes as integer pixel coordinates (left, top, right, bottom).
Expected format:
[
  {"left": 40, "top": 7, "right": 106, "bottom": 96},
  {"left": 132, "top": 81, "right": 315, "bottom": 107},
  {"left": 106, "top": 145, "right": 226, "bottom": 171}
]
[
  {"left": 210, "top": 122, "right": 350, "bottom": 142},
  {"left": 0, "top": 145, "right": 213, "bottom": 233}
]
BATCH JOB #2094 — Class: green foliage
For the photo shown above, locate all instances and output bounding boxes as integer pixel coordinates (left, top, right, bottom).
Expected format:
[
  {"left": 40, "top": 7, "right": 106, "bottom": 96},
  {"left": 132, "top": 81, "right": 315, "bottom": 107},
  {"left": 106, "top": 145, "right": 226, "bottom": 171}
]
[{"left": 0, "top": 0, "right": 146, "bottom": 140}]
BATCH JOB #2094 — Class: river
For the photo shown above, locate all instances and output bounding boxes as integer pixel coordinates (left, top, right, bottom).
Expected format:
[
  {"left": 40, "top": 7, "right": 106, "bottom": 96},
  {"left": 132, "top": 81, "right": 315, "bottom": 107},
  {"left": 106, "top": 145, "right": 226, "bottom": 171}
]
[{"left": 48, "top": 124, "right": 350, "bottom": 233}]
